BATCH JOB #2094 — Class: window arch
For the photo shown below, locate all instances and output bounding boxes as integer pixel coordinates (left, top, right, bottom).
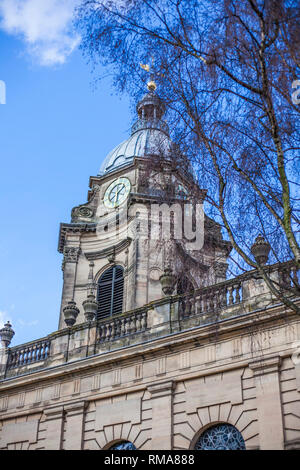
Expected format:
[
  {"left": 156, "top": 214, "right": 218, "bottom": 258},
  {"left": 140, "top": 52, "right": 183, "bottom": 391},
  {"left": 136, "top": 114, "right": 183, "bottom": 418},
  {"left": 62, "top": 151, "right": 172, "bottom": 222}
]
[
  {"left": 109, "top": 441, "right": 136, "bottom": 450},
  {"left": 97, "top": 265, "right": 124, "bottom": 320},
  {"left": 194, "top": 423, "right": 245, "bottom": 450}
]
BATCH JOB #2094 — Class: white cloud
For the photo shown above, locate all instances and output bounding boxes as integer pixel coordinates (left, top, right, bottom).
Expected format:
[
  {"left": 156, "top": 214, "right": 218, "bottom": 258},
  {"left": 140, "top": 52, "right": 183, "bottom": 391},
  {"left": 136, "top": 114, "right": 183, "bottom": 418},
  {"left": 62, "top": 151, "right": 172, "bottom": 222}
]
[
  {"left": 17, "top": 318, "right": 38, "bottom": 327},
  {"left": 0, "top": 0, "right": 81, "bottom": 66},
  {"left": 0, "top": 310, "right": 11, "bottom": 328}
]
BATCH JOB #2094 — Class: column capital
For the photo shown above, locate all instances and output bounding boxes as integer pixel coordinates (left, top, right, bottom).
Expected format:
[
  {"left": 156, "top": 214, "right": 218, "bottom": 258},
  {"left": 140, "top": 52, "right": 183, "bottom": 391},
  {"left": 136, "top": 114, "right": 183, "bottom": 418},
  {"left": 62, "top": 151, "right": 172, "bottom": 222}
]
[
  {"left": 63, "top": 246, "right": 81, "bottom": 264},
  {"left": 44, "top": 405, "right": 64, "bottom": 421},
  {"left": 64, "top": 401, "right": 87, "bottom": 417},
  {"left": 249, "top": 356, "right": 281, "bottom": 377},
  {"left": 148, "top": 380, "right": 174, "bottom": 398}
]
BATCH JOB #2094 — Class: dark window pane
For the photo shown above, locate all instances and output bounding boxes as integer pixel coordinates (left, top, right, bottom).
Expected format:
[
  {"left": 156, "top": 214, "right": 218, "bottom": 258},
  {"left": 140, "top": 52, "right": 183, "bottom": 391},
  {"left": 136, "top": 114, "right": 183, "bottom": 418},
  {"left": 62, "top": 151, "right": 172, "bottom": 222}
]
[{"left": 97, "top": 265, "right": 124, "bottom": 320}]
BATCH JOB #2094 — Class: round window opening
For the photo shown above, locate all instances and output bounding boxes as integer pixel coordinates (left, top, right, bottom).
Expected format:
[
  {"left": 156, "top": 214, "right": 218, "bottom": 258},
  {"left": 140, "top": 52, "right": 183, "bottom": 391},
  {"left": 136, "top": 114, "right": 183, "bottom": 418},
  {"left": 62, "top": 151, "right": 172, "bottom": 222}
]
[
  {"left": 195, "top": 424, "right": 246, "bottom": 450},
  {"left": 109, "top": 441, "right": 137, "bottom": 450}
]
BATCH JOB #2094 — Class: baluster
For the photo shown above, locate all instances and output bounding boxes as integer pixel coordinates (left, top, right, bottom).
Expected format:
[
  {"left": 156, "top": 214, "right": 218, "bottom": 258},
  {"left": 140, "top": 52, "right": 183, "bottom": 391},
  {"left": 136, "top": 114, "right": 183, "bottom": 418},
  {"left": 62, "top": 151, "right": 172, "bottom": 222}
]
[
  {"left": 131, "top": 315, "right": 137, "bottom": 333},
  {"left": 46, "top": 341, "right": 50, "bottom": 358},
  {"left": 105, "top": 323, "right": 111, "bottom": 341},
  {"left": 114, "top": 319, "right": 120, "bottom": 338},
  {"left": 13, "top": 351, "right": 18, "bottom": 367},
  {"left": 110, "top": 321, "right": 115, "bottom": 340},
  {"left": 41, "top": 342, "right": 46, "bottom": 359},
  {"left": 223, "top": 286, "right": 229, "bottom": 307},
  {"left": 120, "top": 318, "right": 126, "bottom": 336},
  {"left": 136, "top": 312, "right": 142, "bottom": 332},
  {"left": 195, "top": 294, "right": 202, "bottom": 314},
  {"left": 141, "top": 311, "right": 147, "bottom": 330},
  {"left": 37, "top": 344, "right": 42, "bottom": 360},
  {"left": 235, "top": 284, "right": 241, "bottom": 303},
  {"left": 34, "top": 345, "right": 38, "bottom": 361},
  {"left": 26, "top": 346, "right": 32, "bottom": 363},
  {"left": 22, "top": 349, "right": 26, "bottom": 365},
  {"left": 42, "top": 342, "right": 47, "bottom": 359},
  {"left": 19, "top": 349, "right": 24, "bottom": 366},
  {"left": 19, "top": 350, "right": 23, "bottom": 366},
  {"left": 125, "top": 317, "right": 130, "bottom": 334},
  {"left": 228, "top": 286, "right": 234, "bottom": 305},
  {"left": 99, "top": 324, "right": 105, "bottom": 342}
]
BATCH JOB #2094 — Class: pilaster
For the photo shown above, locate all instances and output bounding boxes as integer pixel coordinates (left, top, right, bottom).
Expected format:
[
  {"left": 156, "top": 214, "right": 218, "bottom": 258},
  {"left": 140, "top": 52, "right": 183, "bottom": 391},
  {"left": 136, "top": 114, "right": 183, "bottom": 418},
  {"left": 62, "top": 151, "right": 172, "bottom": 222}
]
[
  {"left": 59, "top": 244, "right": 81, "bottom": 329},
  {"left": 249, "top": 356, "right": 284, "bottom": 450},
  {"left": 148, "top": 380, "right": 174, "bottom": 450},
  {"left": 64, "top": 401, "right": 87, "bottom": 450},
  {"left": 43, "top": 405, "right": 64, "bottom": 450}
]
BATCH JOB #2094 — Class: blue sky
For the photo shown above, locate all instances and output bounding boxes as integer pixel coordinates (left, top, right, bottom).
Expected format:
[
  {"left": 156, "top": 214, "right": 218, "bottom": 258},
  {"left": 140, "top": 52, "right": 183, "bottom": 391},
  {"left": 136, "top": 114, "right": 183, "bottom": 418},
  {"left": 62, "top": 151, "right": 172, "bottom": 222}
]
[{"left": 0, "top": 1, "right": 132, "bottom": 346}]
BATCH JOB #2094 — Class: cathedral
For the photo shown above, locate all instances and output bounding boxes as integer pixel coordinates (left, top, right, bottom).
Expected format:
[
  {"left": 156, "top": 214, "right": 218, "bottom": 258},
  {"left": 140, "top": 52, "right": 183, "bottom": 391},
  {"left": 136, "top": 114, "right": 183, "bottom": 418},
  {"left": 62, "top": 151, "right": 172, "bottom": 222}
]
[{"left": 0, "top": 83, "right": 299, "bottom": 451}]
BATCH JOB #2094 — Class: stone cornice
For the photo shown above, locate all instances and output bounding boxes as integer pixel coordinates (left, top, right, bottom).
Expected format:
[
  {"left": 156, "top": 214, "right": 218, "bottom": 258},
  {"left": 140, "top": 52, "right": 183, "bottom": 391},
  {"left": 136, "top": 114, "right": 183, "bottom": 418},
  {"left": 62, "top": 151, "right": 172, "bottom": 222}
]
[
  {"left": 58, "top": 222, "right": 96, "bottom": 253},
  {"left": 85, "top": 237, "right": 132, "bottom": 261}
]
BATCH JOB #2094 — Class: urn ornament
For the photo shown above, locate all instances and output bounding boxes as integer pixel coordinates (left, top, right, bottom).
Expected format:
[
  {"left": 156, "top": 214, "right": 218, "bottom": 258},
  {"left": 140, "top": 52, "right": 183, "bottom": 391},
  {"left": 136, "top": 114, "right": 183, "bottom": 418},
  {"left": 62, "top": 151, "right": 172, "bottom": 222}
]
[
  {"left": 159, "top": 268, "right": 176, "bottom": 295},
  {"left": 251, "top": 234, "right": 271, "bottom": 265},
  {"left": 0, "top": 321, "right": 15, "bottom": 348},
  {"left": 83, "top": 293, "right": 98, "bottom": 322},
  {"left": 63, "top": 300, "right": 80, "bottom": 327}
]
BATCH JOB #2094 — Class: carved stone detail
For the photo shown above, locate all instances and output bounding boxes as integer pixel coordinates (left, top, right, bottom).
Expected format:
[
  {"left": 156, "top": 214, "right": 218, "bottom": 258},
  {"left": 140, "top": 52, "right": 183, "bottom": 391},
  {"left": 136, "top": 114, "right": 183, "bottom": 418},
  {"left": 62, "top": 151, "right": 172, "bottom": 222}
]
[
  {"left": 71, "top": 205, "right": 94, "bottom": 221},
  {"left": 63, "top": 247, "right": 81, "bottom": 263}
]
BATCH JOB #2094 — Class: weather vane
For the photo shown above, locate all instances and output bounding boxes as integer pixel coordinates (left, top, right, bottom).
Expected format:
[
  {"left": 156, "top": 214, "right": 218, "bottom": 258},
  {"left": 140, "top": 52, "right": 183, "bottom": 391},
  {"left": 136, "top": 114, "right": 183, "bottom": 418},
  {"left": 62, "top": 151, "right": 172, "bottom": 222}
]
[{"left": 140, "top": 56, "right": 157, "bottom": 92}]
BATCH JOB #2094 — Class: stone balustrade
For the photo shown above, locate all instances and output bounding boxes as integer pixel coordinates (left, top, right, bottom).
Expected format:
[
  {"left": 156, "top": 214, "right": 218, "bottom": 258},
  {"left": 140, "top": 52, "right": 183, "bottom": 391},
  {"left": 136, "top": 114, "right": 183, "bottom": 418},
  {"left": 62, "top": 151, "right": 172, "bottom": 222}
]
[
  {"left": 1, "top": 260, "right": 298, "bottom": 379},
  {"left": 7, "top": 340, "right": 51, "bottom": 370},
  {"left": 98, "top": 310, "right": 147, "bottom": 343},
  {"left": 179, "top": 281, "right": 242, "bottom": 319}
]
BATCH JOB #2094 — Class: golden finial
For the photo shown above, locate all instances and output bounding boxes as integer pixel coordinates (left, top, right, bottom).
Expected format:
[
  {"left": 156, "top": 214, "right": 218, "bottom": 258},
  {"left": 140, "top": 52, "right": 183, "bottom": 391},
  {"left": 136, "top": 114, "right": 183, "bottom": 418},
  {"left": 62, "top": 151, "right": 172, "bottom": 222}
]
[
  {"left": 140, "top": 63, "right": 150, "bottom": 72},
  {"left": 140, "top": 57, "right": 157, "bottom": 92},
  {"left": 147, "top": 80, "right": 157, "bottom": 91}
]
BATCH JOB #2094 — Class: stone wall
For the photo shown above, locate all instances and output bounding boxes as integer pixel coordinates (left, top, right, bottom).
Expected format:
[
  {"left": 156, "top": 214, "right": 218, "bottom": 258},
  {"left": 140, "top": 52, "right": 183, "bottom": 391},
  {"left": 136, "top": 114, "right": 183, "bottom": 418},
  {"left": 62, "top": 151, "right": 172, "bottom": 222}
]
[{"left": 0, "top": 301, "right": 299, "bottom": 450}]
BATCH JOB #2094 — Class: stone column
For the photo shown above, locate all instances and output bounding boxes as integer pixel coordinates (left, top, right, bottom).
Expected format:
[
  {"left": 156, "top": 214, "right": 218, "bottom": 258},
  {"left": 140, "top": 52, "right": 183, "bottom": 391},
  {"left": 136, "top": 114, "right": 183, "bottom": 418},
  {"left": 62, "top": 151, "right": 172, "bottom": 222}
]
[
  {"left": 59, "top": 245, "right": 81, "bottom": 329},
  {"left": 64, "top": 401, "right": 86, "bottom": 450},
  {"left": 148, "top": 380, "right": 174, "bottom": 450},
  {"left": 43, "top": 405, "right": 64, "bottom": 450},
  {"left": 249, "top": 356, "right": 284, "bottom": 450}
]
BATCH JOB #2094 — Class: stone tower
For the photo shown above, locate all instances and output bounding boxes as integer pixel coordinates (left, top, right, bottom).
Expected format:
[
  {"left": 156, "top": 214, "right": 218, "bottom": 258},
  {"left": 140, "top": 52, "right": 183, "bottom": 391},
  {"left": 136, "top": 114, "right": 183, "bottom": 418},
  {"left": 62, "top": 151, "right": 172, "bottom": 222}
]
[
  {"left": 1, "top": 84, "right": 298, "bottom": 452},
  {"left": 58, "top": 85, "right": 231, "bottom": 330}
]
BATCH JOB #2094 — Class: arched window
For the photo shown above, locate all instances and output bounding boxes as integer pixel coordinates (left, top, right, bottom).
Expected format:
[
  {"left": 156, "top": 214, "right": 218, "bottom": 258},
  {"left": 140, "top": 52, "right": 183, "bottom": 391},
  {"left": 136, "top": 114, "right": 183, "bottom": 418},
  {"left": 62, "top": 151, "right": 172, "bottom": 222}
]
[
  {"left": 97, "top": 265, "right": 124, "bottom": 320},
  {"left": 109, "top": 441, "right": 136, "bottom": 450},
  {"left": 194, "top": 424, "right": 245, "bottom": 450}
]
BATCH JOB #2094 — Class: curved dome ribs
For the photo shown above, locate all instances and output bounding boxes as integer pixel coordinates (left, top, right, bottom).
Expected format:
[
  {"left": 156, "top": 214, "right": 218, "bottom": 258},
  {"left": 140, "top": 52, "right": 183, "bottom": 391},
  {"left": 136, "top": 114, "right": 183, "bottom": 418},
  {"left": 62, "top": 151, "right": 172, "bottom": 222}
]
[{"left": 99, "top": 90, "right": 171, "bottom": 175}]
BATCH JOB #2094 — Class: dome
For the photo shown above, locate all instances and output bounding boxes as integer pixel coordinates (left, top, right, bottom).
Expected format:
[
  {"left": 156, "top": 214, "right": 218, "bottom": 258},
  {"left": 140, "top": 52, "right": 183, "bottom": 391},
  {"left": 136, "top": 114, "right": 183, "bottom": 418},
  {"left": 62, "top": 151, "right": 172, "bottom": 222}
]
[{"left": 99, "top": 89, "right": 172, "bottom": 175}]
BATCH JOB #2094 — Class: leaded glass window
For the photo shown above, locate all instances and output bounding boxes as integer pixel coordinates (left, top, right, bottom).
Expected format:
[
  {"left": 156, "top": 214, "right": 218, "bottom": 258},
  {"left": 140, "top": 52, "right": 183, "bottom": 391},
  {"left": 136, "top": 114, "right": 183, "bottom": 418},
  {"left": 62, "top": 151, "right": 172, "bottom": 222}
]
[
  {"left": 109, "top": 441, "right": 136, "bottom": 450},
  {"left": 195, "top": 424, "right": 245, "bottom": 450},
  {"left": 97, "top": 265, "right": 124, "bottom": 320}
]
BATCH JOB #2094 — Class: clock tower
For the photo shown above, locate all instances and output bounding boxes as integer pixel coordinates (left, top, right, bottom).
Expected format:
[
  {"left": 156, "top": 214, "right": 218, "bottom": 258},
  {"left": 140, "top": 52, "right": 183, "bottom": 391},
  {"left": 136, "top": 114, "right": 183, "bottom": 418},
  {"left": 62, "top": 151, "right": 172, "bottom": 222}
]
[{"left": 57, "top": 84, "right": 231, "bottom": 330}]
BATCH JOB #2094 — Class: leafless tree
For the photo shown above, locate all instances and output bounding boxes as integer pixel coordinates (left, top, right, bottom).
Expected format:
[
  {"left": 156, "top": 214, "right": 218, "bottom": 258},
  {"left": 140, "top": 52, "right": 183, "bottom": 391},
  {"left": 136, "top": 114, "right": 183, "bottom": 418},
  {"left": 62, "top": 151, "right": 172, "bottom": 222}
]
[{"left": 76, "top": 0, "right": 300, "bottom": 312}]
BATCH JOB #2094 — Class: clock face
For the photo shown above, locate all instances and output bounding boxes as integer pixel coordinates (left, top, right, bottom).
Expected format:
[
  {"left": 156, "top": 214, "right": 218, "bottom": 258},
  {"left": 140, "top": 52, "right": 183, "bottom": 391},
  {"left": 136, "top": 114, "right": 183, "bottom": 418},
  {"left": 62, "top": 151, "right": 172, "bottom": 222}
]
[{"left": 104, "top": 177, "right": 131, "bottom": 208}]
